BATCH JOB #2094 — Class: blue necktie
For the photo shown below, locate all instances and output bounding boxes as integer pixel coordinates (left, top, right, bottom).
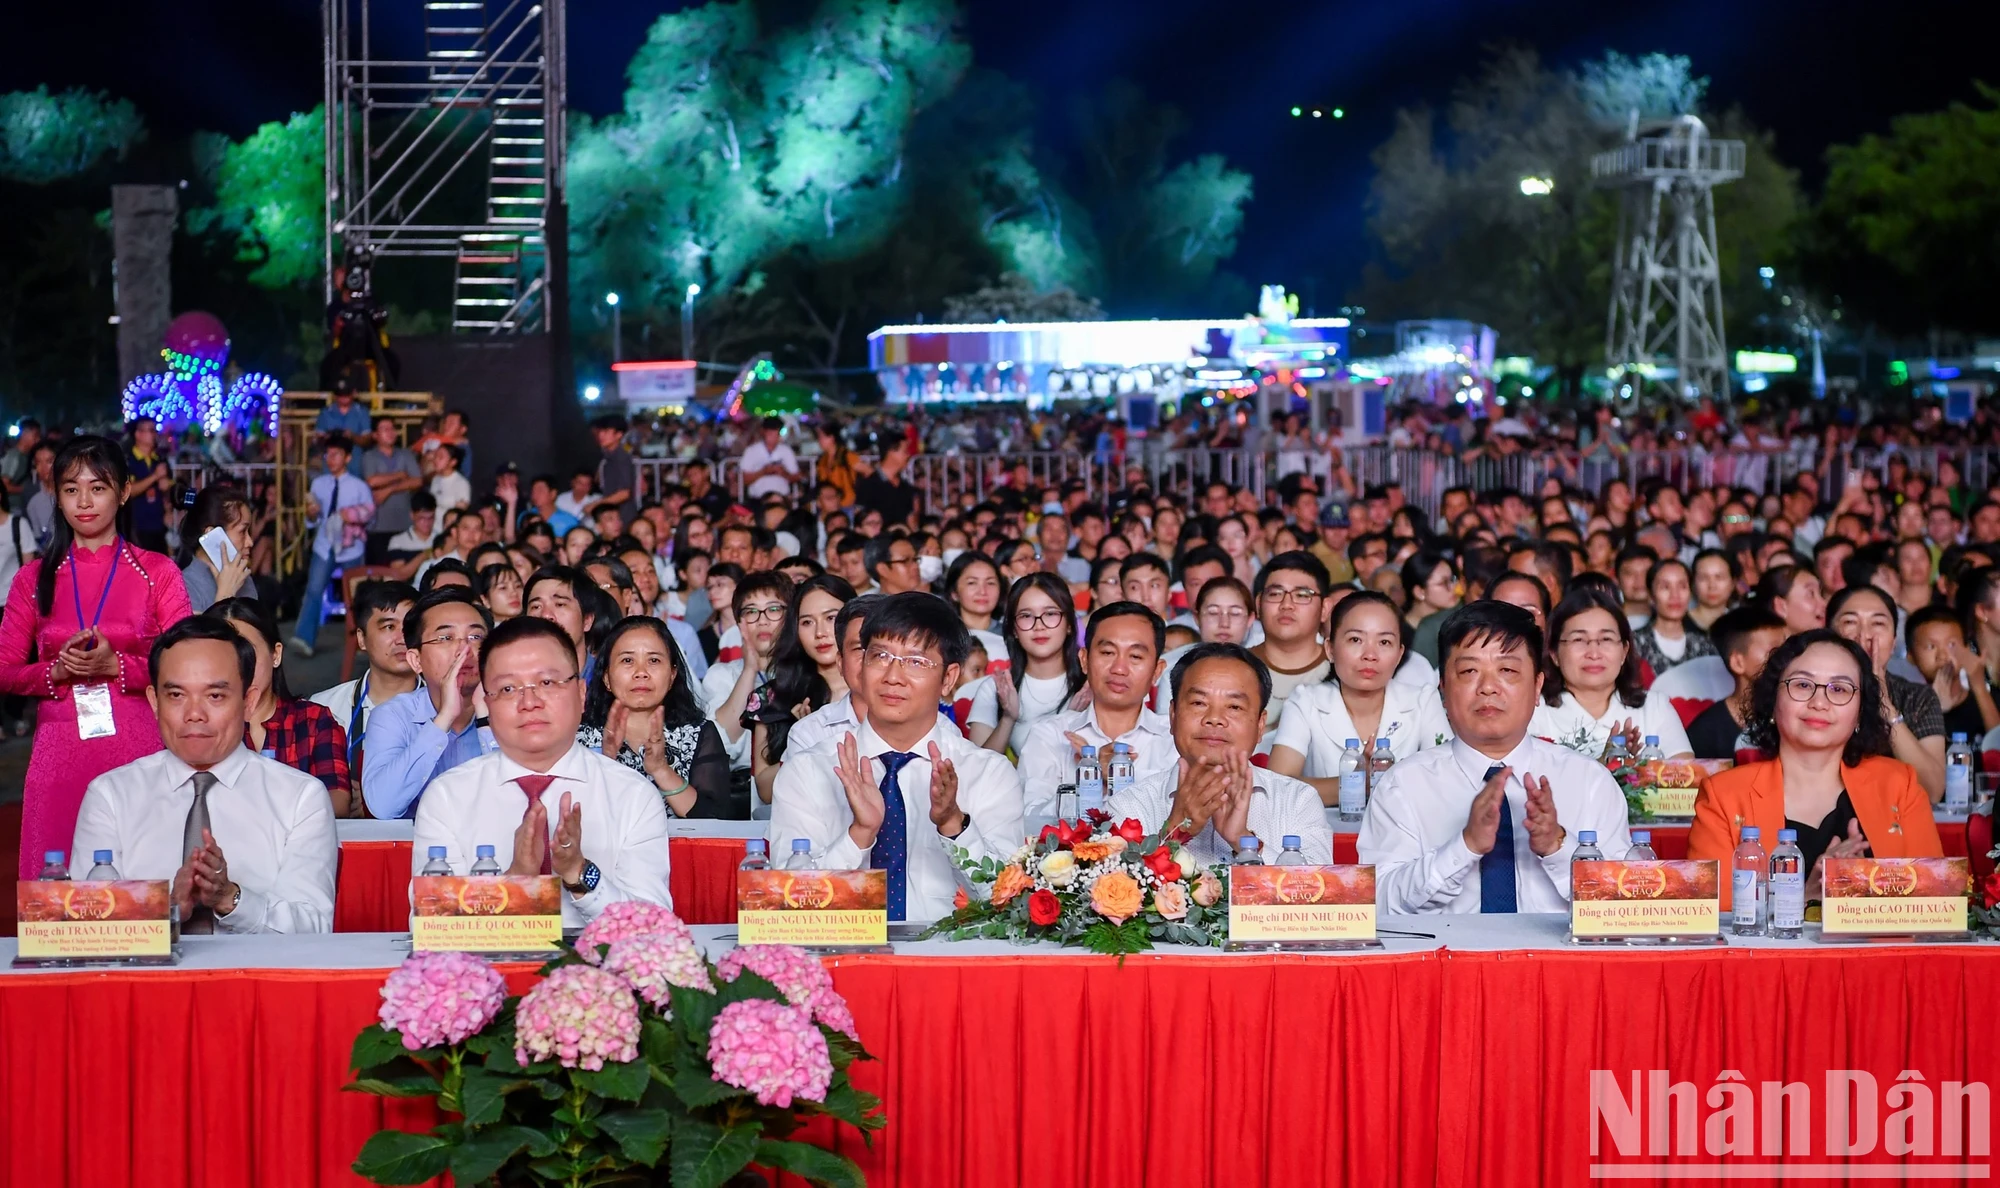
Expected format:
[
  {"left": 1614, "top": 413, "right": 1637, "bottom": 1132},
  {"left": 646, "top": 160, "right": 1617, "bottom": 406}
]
[
  {"left": 1478, "top": 764, "right": 1518, "bottom": 914},
  {"left": 870, "top": 751, "right": 918, "bottom": 921}
]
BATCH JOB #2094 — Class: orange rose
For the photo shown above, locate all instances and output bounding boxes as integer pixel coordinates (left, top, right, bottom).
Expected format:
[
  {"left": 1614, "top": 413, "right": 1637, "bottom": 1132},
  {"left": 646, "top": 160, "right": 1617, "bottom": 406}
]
[
  {"left": 1071, "top": 836, "right": 1129, "bottom": 863},
  {"left": 991, "top": 865, "right": 1034, "bottom": 907},
  {"left": 1090, "top": 871, "right": 1143, "bottom": 924},
  {"left": 1151, "top": 883, "right": 1189, "bottom": 921},
  {"left": 953, "top": 887, "right": 970, "bottom": 911}
]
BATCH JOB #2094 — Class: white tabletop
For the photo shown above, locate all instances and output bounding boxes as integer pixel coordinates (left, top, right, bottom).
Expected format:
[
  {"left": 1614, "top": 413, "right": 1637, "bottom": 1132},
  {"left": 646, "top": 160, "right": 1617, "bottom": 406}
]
[{"left": 333, "top": 819, "right": 768, "bottom": 843}]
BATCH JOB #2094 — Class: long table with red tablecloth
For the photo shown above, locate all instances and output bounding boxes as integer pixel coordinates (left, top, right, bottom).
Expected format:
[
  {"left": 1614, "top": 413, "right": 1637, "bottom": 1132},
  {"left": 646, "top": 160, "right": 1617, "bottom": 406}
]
[
  {"left": 329, "top": 817, "right": 1983, "bottom": 931},
  {"left": 1, "top": 922, "right": 1995, "bottom": 1188}
]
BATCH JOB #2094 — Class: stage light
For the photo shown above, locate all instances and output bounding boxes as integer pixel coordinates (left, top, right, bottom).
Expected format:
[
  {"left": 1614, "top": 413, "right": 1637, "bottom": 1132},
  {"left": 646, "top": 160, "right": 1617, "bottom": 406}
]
[
  {"left": 1290, "top": 106, "right": 1301, "bottom": 117},
  {"left": 583, "top": 384, "right": 602, "bottom": 401},
  {"left": 1519, "top": 176, "right": 1554, "bottom": 197},
  {"left": 604, "top": 292, "right": 619, "bottom": 307},
  {"left": 1311, "top": 109, "right": 1322, "bottom": 118},
  {"left": 1333, "top": 108, "right": 1345, "bottom": 118},
  {"left": 5, "top": 424, "right": 16, "bottom": 439},
  {"left": 686, "top": 284, "right": 701, "bottom": 299}
]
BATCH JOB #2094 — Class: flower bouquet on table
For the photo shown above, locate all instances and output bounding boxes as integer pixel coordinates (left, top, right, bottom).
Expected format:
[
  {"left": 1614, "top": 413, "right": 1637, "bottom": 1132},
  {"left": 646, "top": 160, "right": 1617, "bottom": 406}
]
[
  {"left": 1548, "top": 725, "right": 1650, "bottom": 820},
  {"left": 924, "top": 809, "right": 1230, "bottom": 957},
  {"left": 347, "top": 901, "right": 882, "bottom": 1188}
]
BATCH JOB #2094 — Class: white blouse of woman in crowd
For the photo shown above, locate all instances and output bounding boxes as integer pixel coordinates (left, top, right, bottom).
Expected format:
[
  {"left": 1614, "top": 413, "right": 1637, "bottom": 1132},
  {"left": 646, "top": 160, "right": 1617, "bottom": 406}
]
[
  {"left": 967, "top": 574, "right": 1078, "bottom": 755},
  {"left": 1530, "top": 593, "right": 1693, "bottom": 757},
  {"left": 1268, "top": 591, "right": 1449, "bottom": 805}
]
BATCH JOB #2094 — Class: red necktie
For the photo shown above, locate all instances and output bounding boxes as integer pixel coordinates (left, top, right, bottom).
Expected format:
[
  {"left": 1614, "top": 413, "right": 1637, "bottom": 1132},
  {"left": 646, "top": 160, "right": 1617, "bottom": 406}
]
[{"left": 516, "top": 774, "right": 556, "bottom": 875}]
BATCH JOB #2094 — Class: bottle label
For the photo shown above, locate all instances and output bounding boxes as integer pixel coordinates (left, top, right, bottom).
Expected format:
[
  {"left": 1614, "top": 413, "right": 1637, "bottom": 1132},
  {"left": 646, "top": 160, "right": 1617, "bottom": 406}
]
[
  {"left": 1946, "top": 765, "right": 1971, "bottom": 809},
  {"left": 1731, "top": 869, "right": 1760, "bottom": 924},
  {"left": 1770, "top": 871, "right": 1805, "bottom": 928},
  {"left": 1338, "top": 772, "right": 1366, "bottom": 815},
  {"left": 1077, "top": 777, "right": 1104, "bottom": 811}
]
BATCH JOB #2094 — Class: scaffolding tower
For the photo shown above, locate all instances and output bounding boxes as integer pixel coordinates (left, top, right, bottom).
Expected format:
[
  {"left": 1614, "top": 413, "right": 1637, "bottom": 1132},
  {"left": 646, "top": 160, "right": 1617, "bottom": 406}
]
[
  {"left": 323, "top": 0, "right": 566, "bottom": 333},
  {"left": 1592, "top": 114, "right": 1744, "bottom": 402}
]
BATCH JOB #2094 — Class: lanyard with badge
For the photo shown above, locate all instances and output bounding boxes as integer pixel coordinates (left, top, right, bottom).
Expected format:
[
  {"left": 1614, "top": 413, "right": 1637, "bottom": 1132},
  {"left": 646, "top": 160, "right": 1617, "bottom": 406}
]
[{"left": 69, "top": 539, "right": 122, "bottom": 741}]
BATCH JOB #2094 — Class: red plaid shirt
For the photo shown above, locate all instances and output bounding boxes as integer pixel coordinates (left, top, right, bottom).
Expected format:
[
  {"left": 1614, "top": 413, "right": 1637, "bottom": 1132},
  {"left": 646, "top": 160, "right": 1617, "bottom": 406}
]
[{"left": 248, "top": 698, "right": 350, "bottom": 796}]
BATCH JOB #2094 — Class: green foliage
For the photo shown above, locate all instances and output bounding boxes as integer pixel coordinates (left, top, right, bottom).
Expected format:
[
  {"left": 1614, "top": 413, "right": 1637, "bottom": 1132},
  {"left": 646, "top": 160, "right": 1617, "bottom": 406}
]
[
  {"left": 755, "top": 1136, "right": 868, "bottom": 1188},
  {"left": 352, "top": 1131, "right": 455, "bottom": 1186},
  {"left": 207, "top": 107, "right": 325, "bottom": 290},
  {"left": 0, "top": 87, "right": 145, "bottom": 185},
  {"left": 668, "top": 1115, "right": 761, "bottom": 1188}
]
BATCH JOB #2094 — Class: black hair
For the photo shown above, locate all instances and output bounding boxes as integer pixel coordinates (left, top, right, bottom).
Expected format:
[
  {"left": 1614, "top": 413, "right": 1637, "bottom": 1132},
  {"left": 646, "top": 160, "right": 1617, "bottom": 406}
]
[
  {"left": 762, "top": 574, "right": 860, "bottom": 763},
  {"left": 1707, "top": 605, "right": 1786, "bottom": 663},
  {"left": 731, "top": 570, "right": 796, "bottom": 620},
  {"left": 1812, "top": 535, "right": 1856, "bottom": 565},
  {"left": 209, "top": 597, "right": 292, "bottom": 701},
  {"left": 402, "top": 587, "right": 492, "bottom": 651},
  {"left": 175, "top": 483, "right": 253, "bottom": 567},
  {"left": 583, "top": 553, "right": 637, "bottom": 594},
  {"left": 477, "top": 614, "right": 580, "bottom": 680},
  {"left": 409, "top": 490, "right": 438, "bottom": 514},
  {"left": 1839, "top": 545, "right": 1895, "bottom": 595},
  {"left": 1001, "top": 571, "right": 1085, "bottom": 706},
  {"left": 323, "top": 432, "right": 355, "bottom": 456},
  {"left": 36, "top": 435, "right": 133, "bottom": 616},
  {"left": 1745, "top": 628, "right": 1890, "bottom": 766},
  {"left": 350, "top": 578, "right": 420, "bottom": 630},
  {"left": 1614, "top": 544, "right": 1659, "bottom": 574},
  {"left": 1487, "top": 570, "right": 1553, "bottom": 620},
  {"left": 1089, "top": 553, "right": 1125, "bottom": 593},
  {"left": 1436, "top": 600, "right": 1546, "bottom": 680},
  {"left": 1347, "top": 531, "right": 1389, "bottom": 562},
  {"left": 475, "top": 561, "right": 522, "bottom": 606},
  {"left": 150, "top": 613, "right": 258, "bottom": 692},
  {"left": 1195, "top": 574, "right": 1252, "bottom": 614},
  {"left": 859, "top": 591, "right": 972, "bottom": 668},
  {"left": 1396, "top": 548, "right": 1456, "bottom": 610},
  {"left": 1118, "top": 551, "right": 1171, "bottom": 583},
  {"left": 1177, "top": 543, "right": 1231, "bottom": 581},
  {"left": 1084, "top": 600, "right": 1165, "bottom": 657},
  {"left": 1905, "top": 603, "right": 1965, "bottom": 654},
  {"left": 1542, "top": 587, "right": 1646, "bottom": 708},
  {"left": 419, "top": 557, "right": 474, "bottom": 591},
  {"left": 862, "top": 533, "right": 911, "bottom": 582},
  {"left": 832, "top": 532, "right": 867, "bottom": 561},
  {"left": 1825, "top": 580, "right": 1897, "bottom": 628},
  {"left": 1253, "top": 549, "right": 1332, "bottom": 599},
  {"left": 1461, "top": 545, "right": 1511, "bottom": 601},
  {"left": 1168, "top": 641, "right": 1272, "bottom": 713},
  {"left": 1753, "top": 564, "right": 1813, "bottom": 605},
  {"left": 835, "top": 593, "right": 884, "bottom": 651},
  {"left": 1692, "top": 546, "right": 1739, "bottom": 585}
]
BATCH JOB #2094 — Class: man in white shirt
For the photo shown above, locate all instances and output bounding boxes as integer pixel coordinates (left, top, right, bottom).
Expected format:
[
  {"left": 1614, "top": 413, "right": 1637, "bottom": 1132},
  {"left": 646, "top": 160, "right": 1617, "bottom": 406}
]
[
  {"left": 782, "top": 595, "right": 955, "bottom": 764},
  {"left": 310, "top": 578, "right": 420, "bottom": 798},
  {"left": 1108, "top": 642, "right": 1334, "bottom": 866},
  {"left": 1359, "top": 601, "right": 1631, "bottom": 914},
  {"left": 414, "top": 616, "right": 672, "bottom": 926},
  {"left": 770, "top": 592, "right": 1024, "bottom": 921},
  {"left": 739, "top": 417, "right": 801, "bottom": 500},
  {"left": 1017, "top": 602, "right": 1175, "bottom": 815},
  {"left": 73, "top": 617, "right": 338, "bottom": 933}
]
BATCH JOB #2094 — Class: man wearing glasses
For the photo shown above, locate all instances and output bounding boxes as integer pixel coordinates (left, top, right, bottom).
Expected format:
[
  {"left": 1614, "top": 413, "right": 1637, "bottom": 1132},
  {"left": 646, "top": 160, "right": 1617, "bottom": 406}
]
[
  {"left": 770, "top": 592, "right": 1023, "bottom": 922},
  {"left": 863, "top": 534, "right": 924, "bottom": 595},
  {"left": 1016, "top": 602, "right": 1175, "bottom": 816},
  {"left": 701, "top": 571, "right": 796, "bottom": 773},
  {"left": 362, "top": 588, "right": 497, "bottom": 819},
  {"left": 1248, "top": 551, "right": 1334, "bottom": 750},
  {"left": 414, "top": 616, "right": 671, "bottom": 926}
]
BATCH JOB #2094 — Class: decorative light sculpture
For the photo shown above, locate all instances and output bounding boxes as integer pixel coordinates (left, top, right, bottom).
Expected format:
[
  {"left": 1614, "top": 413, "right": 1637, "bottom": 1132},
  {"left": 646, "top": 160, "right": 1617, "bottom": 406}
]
[{"left": 120, "top": 311, "right": 283, "bottom": 434}]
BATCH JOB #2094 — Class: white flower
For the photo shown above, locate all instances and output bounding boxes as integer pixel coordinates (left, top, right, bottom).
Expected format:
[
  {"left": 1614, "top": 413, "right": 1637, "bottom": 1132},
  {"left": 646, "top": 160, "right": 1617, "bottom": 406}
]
[{"left": 1038, "top": 850, "right": 1078, "bottom": 888}]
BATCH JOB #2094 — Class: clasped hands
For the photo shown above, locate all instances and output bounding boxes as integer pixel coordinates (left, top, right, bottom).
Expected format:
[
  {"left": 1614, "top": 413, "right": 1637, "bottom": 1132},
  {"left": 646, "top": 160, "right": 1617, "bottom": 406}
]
[
  {"left": 1461, "top": 765, "right": 1565, "bottom": 858},
  {"left": 833, "top": 732, "right": 964, "bottom": 851},
  {"left": 1162, "top": 752, "right": 1255, "bottom": 849},
  {"left": 173, "top": 828, "right": 238, "bottom": 919},
  {"left": 51, "top": 628, "right": 119, "bottom": 684},
  {"left": 511, "top": 790, "right": 587, "bottom": 886}
]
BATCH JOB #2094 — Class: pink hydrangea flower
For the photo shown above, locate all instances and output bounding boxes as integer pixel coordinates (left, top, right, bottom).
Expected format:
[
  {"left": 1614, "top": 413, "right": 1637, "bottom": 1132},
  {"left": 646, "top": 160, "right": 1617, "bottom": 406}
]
[
  {"left": 601, "top": 932, "right": 716, "bottom": 1011},
  {"left": 707, "top": 1000, "right": 833, "bottom": 1107},
  {"left": 717, "top": 944, "right": 857, "bottom": 1040},
  {"left": 378, "top": 951, "right": 507, "bottom": 1051},
  {"left": 514, "top": 965, "right": 641, "bottom": 1071},
  {"left": 574, "top": 900, "right": 692, "bottom": 964}
]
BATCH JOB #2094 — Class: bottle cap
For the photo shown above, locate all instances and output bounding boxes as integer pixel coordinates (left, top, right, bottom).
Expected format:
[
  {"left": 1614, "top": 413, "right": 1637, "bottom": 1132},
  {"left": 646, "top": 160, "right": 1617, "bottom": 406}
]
[
  {"left": 1631, "top": 831, "right": 1649, "bottom": 844},
  {"left": 1952, "top": 732, "right": 1968, "bottom": 742},
  {"left": 1080, "top": 745, "right": 1097, "bottom": 757},
  {"left": 93, "top": 850, "right": 112, "bottom": 864},
  {"left": 1240, "top": 835, "right": 1262, "bottom": 850},
  {"left": 1375, "top": 737, "right": 1391, "bottom": 747},
  {"left": 1610, "top": 735, "right": 1625, "bottom": 746},
  {"left": 1778, "top": 828, "right": 1798, "bottom": 842},
  {"left": 428, "top": 846, "right": 447, "bottom": 859},
  {"left": 1282, "top": 835, "right": 1301, "bottom": 848},
  {"left": 744, "top": 838, "right": 767, "bottom": 852},
  {"left": 476, "top": 844, "right": 496, "bottom": 858},
  {"left": 1645, "top": 735, "right": 1659, "bottom": 745},
  {"left": 42, "top": 851, "right": 62, "bottom": 864},
  {"left": 1346, "top": 738, "right": 1361, "bottom": 748},
  {"left": 792, "top": 838, "right": 812, "bottom": 852},
  {"left": 1578, "top": 830, "right": 1597, "bottom": 845},
  {"left": 1111, "top": 742, "right": 1131, "bottom": 753},
  {"left": 1741, "top": 826, "right": 1761, "bottom": 839}
]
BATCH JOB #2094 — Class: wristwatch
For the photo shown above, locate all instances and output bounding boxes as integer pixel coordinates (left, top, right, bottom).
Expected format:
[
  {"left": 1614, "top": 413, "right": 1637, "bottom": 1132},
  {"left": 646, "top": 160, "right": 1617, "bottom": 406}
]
[
  {"left": 942, "top": 811, "right": 972, "bottom": 840},
  {"left": 563, "top": 861, "right": 601, "bottom": 895}
]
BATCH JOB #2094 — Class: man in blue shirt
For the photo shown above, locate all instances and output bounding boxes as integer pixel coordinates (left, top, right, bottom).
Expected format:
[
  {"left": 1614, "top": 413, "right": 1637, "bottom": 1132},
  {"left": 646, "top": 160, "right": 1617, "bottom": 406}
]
[
  {"left": 315, "top": 381, "right": 374, "bottom": 438},
  {"left": 362, "top": 588, "right": 496, "bottom": 819},
  {"left": 288, "top": 434, "right": 376, "bottom": 658}
]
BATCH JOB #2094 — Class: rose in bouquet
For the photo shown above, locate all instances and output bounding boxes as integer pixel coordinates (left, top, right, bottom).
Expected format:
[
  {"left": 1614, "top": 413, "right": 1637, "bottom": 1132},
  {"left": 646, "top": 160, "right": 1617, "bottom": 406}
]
[
  {"left": 347, "top": 903, "right": 882, "bottom": 1188},
  {"left": 924, "top": 810, "right": 1229, "bottom": 956}
]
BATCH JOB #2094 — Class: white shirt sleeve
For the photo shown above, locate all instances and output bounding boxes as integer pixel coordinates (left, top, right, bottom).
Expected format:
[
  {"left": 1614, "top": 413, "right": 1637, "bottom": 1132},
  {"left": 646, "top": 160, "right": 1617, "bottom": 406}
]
[
  {"left": 566, "top": 766, "right": 674, "bottom": 920},
  {"left": 1357, "top": 761, "right": 1483, "bottom": 914},
  {"left": 1013, "top": 719, "right": 1069, "bottom": 817},
  {"left": 965, "top": 676, "right": 998, "bottom": 729},
  {"left": 1269, "top": 683, "right": 1318, "bottom": 759},
  {"left": 218, "top": 774, "right": 338, "bottom": 935},
  {"left": 1644, "top": 695, "right": 1694, "bottom": 758},
  {"left": 770, "top": 752, "right": 870, "bottom": 871}
]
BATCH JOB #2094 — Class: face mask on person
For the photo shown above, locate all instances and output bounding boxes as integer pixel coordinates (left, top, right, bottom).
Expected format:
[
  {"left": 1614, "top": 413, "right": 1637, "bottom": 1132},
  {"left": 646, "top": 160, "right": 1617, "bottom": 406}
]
[
  {"left": 942, "top": 547, "right": 966, "bottom": 568},
  {"left": 918, "top": 555, "right": 944, "bottom": 584},
  {"left": 1042, "top": 502, "right": 1063, "bottom": 516}
]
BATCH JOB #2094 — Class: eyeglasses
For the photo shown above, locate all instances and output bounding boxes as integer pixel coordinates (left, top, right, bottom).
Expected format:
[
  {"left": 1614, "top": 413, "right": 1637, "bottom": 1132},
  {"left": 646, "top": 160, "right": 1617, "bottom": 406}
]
[
  {"left": 1781, "top": 676, "right": 1859, "bottom": 706},
  {"left": 1558, "top": 633, "right": 1624, "bottom": 650},
  {"left": 1260, "top": 587, "right": 1322, "bottom": 605},
  {"left": 420, "top": 631, "right": 488, "bottom": 649},
  {"left": 1015, "top": 608, "right": 1067, "bottom": 630},
  {"left": 485, "top": 674, "right": 580, "bottom": 703},
  {"left": 1722, "top": 514, "right": 1753, "bottom": 525},
  {"left": 864, "top": 648, "right": 942, "bottom": 675},
  {"left": 739, "top": 604, "right": 787, "bottom": 624}
]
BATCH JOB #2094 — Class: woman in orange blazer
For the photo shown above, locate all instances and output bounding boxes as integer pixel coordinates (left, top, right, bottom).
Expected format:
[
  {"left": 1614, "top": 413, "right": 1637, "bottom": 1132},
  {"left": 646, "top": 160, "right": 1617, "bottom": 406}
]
[{"left": 1691, "top": 629, "right": 1942, "bottom": 909}]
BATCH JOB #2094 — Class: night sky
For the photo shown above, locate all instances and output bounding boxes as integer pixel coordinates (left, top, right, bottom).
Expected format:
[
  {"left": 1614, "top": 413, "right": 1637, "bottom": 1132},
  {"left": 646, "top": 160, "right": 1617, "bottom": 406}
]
[{"left": 7, "top": 0, "right": 1990, "bottom": 311}]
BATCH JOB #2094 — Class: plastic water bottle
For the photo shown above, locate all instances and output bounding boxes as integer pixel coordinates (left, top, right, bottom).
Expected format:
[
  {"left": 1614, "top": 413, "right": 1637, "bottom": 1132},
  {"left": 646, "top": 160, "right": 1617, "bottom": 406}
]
[
  {"left": 1368, "top": 737, "right": 1395, "bottom": 798},
  {"left": 1572, "top": 830, "right": 1603, "bottom": 863},
  {"left": 1945, "top": 732, "right": 1973, "bottom": 813},
  {"left": 783, "top": 838, "right": 818, "bottom": 871},
  {"left": 1732, "top": 827, "right": 1767, "bottom": 936},
  {"left": 738, "top": 839, "right": 769, "bottom": 871},
  {"left": 1275, "top": 835, "right": 1306, "bottom": 866},
  {"left": 1075, "top": 746, "right": 1104, "bottom": 814},
  {"left": 38, "top": 851, "right": 68, "bottom": 880},
  {"left": 1636, "top": 734, "right": 1665, "bottom": 767},
  {"left": 1627, "top": 831, "right": 1657, "bottom": 861},
  {"left": 1769, "top": 828, "right": 1804, "bottom": 939},
  {"left": 1107, "top": 743, "right": 1135, "bottom": 798},
  {"left": 421, "top": 846, "right": 453, "bottom": 877},
  {"left": 84, "top": 851, "right": 120, "bottom": 881},
  {"left": 1232, "top": 834, "right": 1264, "bottom": 865},
  {"left": 1338, "top": 738, "right": 1366, "bottom": 821},
  {"left": 1055, "top": 782, "right": 1079, "bottom": 820},
  {"left": 1605, "top": 734, "right": 1631, "bottom": 768},
  {"left": 470, "top": 845, "right": 501, "bottom": 876}
]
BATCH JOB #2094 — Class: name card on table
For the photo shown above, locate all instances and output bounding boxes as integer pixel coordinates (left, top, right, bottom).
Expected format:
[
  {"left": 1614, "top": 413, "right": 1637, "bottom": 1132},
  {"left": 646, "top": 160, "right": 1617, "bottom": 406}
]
[
  {"left": 16, "top": 880, "right": 172, "bottom": 961},
  {"left": 1820, "top": 857, "right": 1970, "bottom": 936},
  {"left": 411, "top": 876, "right": 563, "bottom": 953},
  {"left": 1635, "top": 759, "right": 1732, "bottom": 818},
  {"left": 737, "top": 870, "right": 887, "bottom": 947},
  {"left": 1570, "top": 861, "right": 1721, "bottom": 938},
  {"left": 1227, "top": 865, "right": 1377, "bottom": 943}
]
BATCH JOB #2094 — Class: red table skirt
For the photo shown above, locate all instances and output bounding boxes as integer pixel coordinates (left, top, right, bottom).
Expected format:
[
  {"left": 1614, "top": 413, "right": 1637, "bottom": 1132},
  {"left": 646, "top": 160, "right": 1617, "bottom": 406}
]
[{"left": 3, "top": 945, "right": 1996, "bottom": 1187}]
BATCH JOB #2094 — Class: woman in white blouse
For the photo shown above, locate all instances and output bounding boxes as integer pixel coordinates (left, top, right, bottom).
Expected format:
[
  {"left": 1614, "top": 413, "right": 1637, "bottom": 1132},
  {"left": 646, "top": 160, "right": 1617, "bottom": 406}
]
[
  {"left": 1268, "top": 591, "right": 1450, "bottom": 805},
  {"left": 966, "top": 572, "right": 1084, "bottom": 756},
  {"left": 1531, "top": 588, "right": 1693, "bottom": 757}
]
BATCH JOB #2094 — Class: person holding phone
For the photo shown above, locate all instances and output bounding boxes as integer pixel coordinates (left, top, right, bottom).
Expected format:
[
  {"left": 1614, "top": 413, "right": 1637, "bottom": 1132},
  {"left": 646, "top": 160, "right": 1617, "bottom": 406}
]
[
  {"left": 0, "top": 436, "right": 193, "bottom": 877},
  {"left": 177, "top": 485, "right": 256, "bottom": 613}
]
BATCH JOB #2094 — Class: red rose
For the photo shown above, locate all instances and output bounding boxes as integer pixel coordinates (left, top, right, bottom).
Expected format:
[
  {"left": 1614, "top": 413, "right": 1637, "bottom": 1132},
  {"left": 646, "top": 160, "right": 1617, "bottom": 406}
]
[
  {"left": 1115, "top": 817, "right": 1145, "bottom": 844},
  {"left": 1143, "top": 845, "right": 1182, "bottom": 884},
  {"left": 1982, "top": 870, "right": 2000, "bottom": 911},
  {"left": 1055, "top": 819, "right": 1093, "bottom": 849},
  {"left": 1085, "top": 807, "right": 1110, "bottom": 827},
  {"left": 1038, "top": 824, "right": 1060, "bottom": 847},
  {"left": 1027, "top": 889, "right": 1062, "bottom": 926}
]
